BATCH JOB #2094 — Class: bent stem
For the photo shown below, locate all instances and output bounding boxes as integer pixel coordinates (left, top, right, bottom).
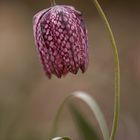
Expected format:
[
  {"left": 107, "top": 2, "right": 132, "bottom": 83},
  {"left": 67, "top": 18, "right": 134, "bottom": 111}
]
[
  {"left": 90, "top": 0, "right": 120, "bottom": 140},
  {"left": 49, "top": 95, "right": 73, "bottom": 138}
]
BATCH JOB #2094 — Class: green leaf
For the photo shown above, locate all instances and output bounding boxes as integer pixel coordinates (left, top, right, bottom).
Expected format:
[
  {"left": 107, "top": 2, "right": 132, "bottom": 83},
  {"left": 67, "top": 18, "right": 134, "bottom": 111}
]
[
  {"left": 69, "top": 103, "right": 100, "bottom": 140},
  {"left": 71, "top": 91, "right": 109, "bottom": 140},
  {"left": 50, "top": 91, "right": 109, "bottom": 140}
]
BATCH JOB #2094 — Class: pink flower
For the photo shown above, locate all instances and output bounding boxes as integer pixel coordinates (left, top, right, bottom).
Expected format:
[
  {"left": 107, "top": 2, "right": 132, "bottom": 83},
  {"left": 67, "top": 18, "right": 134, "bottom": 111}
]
[{"left": 33, "top": 5, "right": 88, "bottom": 78}]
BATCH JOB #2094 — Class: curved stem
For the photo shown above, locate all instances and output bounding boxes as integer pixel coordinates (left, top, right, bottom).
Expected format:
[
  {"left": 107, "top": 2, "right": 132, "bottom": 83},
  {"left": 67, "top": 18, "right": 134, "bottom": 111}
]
[
  {"left": 50, "top": 0, "right": 56, "bottom": 6},
  {"left": 49, "top": 95, "right": 73, "bottom": 139},
  {"left": 90, "top": 0, "right": 120, "bottom": 140}
]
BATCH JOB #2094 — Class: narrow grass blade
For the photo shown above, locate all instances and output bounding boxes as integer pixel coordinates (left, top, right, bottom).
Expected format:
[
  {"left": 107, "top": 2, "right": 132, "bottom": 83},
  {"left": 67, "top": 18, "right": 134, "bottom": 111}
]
[
  {"left": 69, "top": 103, "right": 100, "bottom": 140},
  {"left": 72, "top": 91, "right": 109, "bottom": 140}
]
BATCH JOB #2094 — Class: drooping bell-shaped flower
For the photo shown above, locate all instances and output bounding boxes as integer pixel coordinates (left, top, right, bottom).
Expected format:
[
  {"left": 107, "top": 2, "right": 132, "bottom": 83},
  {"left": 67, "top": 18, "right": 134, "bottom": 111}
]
[{"left": 33, "top": 5, "right": 88, "bottom": 78}]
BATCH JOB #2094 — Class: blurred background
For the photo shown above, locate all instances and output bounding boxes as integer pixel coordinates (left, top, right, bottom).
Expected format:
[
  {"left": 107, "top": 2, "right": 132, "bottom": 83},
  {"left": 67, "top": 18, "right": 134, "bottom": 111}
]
[{"left": 0, "top": 0, "right": 140, "bottom": 140}]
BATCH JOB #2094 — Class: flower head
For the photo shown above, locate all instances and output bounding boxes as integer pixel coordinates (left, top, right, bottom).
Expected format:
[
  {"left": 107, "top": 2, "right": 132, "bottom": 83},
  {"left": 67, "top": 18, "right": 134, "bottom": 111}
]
[{"left": 33, "top": 5, "right": 88, "bottom": 78}]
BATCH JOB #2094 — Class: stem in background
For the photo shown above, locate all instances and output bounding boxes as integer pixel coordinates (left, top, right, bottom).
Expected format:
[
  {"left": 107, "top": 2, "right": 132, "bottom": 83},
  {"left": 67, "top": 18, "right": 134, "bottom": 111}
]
[
  {"left": 50, "top": 0, "right": 56, "bottom": 6},
  {"left": 49, "top": 95, "right": 73, "bottom": 139},
  {"left": 90, "top": 0, "right": 120, "bottom": 140}
]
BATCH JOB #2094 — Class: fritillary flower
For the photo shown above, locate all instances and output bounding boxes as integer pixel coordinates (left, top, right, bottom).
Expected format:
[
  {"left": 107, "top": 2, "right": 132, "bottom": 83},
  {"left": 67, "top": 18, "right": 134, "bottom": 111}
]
[{"left": 33, "top": 5, "right": 88, "bottom": 78}]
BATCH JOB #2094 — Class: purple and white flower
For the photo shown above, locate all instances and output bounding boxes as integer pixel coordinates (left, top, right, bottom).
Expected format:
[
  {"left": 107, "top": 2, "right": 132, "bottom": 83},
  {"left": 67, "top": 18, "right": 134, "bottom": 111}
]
[{"left": 33, "top": 5, "right": 88, "bottom": 78}]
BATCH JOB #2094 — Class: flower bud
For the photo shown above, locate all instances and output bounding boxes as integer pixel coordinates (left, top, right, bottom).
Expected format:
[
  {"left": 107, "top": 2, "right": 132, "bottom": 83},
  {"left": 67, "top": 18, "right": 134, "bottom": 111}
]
[{"left": 33, "top": 5, "right": 88, "bottom": 78}]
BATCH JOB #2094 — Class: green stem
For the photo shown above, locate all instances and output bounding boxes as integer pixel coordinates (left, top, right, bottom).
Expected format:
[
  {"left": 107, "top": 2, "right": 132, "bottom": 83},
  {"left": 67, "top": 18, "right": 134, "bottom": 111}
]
[
  {"left": 90, "top": 0, "right": 120, "bottom": 140},
  {"left": 50, "top": 0, "right": 56, "bottom": 6},
  {"left": 49, "top": 95, "right": 73, "bottom": 139}
]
